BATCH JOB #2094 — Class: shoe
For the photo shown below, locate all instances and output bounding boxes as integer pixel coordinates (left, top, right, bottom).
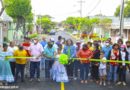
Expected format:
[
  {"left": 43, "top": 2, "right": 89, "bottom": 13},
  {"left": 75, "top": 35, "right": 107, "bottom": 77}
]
[
  {"left": 96, "top": 81, "right": 99, "bottom": 84},
  {"left": 99, "top": 81, "right": 102, "bottom": 85},
  {"left": 85, "top": 80, "right": 88, "bottom": 84},
  {"left": 103, "top": 82, "right": 106, "bottom": 86},
  {"left": 73, "top": 77, "right": 77, "bottom": 80},
  {"left": 80, "top": 80, "right": 84, "bottom": 84},
  {"left": 116, "top": 82, "right": 122, "bottom": 85},
  {"left": 122, "top": 82, "right": 126, "bottom": 86},
  {"left": 29, "top": 78, "right": 34, "bottom": 82},
  {"left": 37, "top": 78, "right": 41, "bottom": 82}
]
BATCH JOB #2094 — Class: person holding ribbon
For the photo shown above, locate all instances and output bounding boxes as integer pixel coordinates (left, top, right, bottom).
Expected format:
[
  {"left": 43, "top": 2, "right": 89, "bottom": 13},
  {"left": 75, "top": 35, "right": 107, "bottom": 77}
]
[
  {"left": 108, "top": 43, "right": 121, "bottom": 84},
  {"left": 77, "top": 44, "right": 93, "bottom": 84},
  {"left": 116, "top": 45, "right": 128, "bottom": 86},
  {"left": 29, "top": 38, "right": 44, "bottom": 82},
  {"left": 0, "top": 43, "right": 14, "bottom": 85},
  {"left": 14, "top": 45, "right": 28, "bottom": 82},
  {"left": 63, "top": 39, "right": 76, "bottom": 80},
  {"left": 43, "top": 41, "right": 57, "bottom": 79}
]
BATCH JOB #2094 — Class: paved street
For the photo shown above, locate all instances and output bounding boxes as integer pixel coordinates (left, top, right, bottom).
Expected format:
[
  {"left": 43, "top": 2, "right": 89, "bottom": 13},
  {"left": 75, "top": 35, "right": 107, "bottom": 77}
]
[
  {"left": 1, "top": 73, "right": 130, "bottom": 90},
  {"left": 47, "top": 31, "right": 77, "bottom": 42}
]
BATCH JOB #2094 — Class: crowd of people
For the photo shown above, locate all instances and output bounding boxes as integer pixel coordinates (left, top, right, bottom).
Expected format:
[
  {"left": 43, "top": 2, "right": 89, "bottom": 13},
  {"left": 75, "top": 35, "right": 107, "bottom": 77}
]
[{"left": 0, "top": 36, "right": 130, "bottom": 87}]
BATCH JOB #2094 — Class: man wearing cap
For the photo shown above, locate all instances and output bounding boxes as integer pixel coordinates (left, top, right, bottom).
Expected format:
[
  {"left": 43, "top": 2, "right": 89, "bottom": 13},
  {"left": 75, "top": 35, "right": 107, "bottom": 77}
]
[
  {"left": 44, "top": 38, "right": 58, "bottom": 53},
  {"left": 29, "top": 38, "right": 44, "bottom": 81},
  {"left": 43, "top": 41, "right": 57, "bottom": 79}
]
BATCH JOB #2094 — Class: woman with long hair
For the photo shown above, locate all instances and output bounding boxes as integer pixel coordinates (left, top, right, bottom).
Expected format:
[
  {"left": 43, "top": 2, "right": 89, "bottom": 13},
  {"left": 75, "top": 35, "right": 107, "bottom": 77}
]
[
  {"left": 108, "top": 43, "right": 121, "bottom": 84},
  {"left": 77, "top": 44, "right": 93, "bottom": 84},
  {"left": 63, "top": 39, "right": 76, "bottom": 80}
]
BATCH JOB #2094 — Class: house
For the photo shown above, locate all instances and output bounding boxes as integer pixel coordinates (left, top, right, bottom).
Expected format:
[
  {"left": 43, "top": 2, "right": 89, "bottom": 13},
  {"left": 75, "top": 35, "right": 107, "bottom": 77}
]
[{"left": 92, "top": 16, "right": 130, "bottom": 43}]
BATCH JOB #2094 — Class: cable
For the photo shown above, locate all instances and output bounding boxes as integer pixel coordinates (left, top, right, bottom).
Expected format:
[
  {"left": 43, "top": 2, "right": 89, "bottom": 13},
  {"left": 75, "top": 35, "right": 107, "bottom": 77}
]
[{"left": 87, "top": 0, "right": 101, "bottom": 16}]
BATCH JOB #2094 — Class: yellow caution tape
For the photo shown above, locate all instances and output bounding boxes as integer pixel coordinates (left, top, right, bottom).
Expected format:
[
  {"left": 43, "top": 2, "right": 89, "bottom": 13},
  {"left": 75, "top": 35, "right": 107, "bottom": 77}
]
[{"left": 3, "top": 56, "right": 130, "bottom": 64}]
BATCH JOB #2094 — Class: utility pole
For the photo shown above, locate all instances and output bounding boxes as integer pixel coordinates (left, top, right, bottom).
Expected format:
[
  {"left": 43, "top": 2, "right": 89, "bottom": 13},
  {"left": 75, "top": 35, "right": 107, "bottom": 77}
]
[
  {"left": 77, "top": 0, "right": 85, "bottom": 17},
  {"left": 119, "top": 0, "right": 124, "bottom": 38}
]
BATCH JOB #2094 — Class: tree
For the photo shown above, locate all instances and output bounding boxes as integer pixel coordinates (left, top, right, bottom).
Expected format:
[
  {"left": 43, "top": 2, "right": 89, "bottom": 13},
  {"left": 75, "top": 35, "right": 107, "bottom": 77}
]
[
  {"left": 114, "top": 6, "right": 120, "bottom": 17},
  {"left": 4, "top": 0, "right": 32, "bottom": 36},
  {"left": 63, "top": 17, "right": 100, "bottom": 32},
  {"left": 114, "top": 1, "right": 130, "bottom": 17},
  {"left": 36, "top": 15, "right": 55, "bottom": 33}
]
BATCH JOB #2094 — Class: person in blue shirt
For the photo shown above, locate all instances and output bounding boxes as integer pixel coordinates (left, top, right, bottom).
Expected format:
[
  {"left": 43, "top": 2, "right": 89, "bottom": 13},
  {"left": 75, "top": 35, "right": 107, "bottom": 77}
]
[
  {"left": 102, "top": 41, "right": 112, "bottom": 60},
  {"left": 63, "top": 39, "right": 76, "bottom": 79},
  {"left": 101, "top": 40, "right": 112, "bottom": 82},
  {"left": 43, "top": 41, "right": 56, "bottom": 79},
  {"left": 40, "top": 36, "right": 47, "bottom": 70},
  {"left": 40, "top": 36, "right": 47, "bottom": 48}
]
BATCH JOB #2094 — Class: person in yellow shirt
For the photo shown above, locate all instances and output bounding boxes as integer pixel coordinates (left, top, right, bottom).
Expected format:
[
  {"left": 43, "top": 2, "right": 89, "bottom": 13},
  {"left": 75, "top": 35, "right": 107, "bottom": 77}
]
[
  {"left": 87, "top": 42, "right": 94, "bottom": 51},
  {"left": 14, "top": 45, "right": 28, "bottom": 82}
]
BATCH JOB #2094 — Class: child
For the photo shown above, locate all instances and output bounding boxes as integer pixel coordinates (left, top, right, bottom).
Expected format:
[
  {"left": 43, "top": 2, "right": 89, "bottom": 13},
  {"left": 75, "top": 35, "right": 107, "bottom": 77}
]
[
  {"left": 51, "top": 48, "right": 68, "bottom": 82},
  {"left": 0, "top": 43, "right": 14, "bottom": 85},
  {"left": 99, "top": 51, "right": 107, "bottom": 86}
]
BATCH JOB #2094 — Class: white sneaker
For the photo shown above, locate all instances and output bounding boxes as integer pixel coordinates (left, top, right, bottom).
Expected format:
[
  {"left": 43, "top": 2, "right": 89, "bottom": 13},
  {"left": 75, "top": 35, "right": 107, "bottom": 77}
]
[
  {"left": 73, "top": 77, "right": 77, "bottom": 80},
  {"left": 116, "top": 82, "right": 122, "bottom": 85},
  {"left": 103, "top": 82, "right": 106, "bottom": 86},
  {"left": 122, "top": 82, "right": 126, "bottom": 86},
  {"left": 29, "top": 78, "right": 34, "bottom": 82},
  {"left": 99, "top": 81, "right": 102, "bottom": 85},
  {"left": 37, "top": 78, "right": 41, "bottom": 82}
]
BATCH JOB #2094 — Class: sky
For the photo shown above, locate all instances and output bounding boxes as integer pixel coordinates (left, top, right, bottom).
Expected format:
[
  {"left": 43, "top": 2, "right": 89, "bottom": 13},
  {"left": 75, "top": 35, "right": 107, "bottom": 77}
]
[
  {"left": 3, "top": 0, "right": 122, "bottom": 22},
  {"left": 31, "top": 0, "right": 122, "bottom": 22}
]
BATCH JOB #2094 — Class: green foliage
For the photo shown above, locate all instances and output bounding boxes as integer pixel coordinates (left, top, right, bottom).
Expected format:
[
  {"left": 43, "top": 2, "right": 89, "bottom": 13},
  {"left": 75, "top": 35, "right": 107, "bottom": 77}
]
[
  {"left": 4, "top": 0, "right": 33, "bottom": 38},
  {"left": 124, "top": 1, "right": 130, "bottom": 17},
  {"left": 115, "top": 1, "right": 130, "bottom": 17},
  {"left": 36, "top": 15, "right": 55, "bottom": 32},
  {"left": 27, "top": 23, "right": 34, "bottom": 31},
  {"left": 4, "top": 0, "right": 32, "bottom": 19},
  {"left": 63, "top": 17, "right": 100, "bottom": 32},
  {"left": 28, "top": 33, "right": 38, "bottom": 39},
  {"left": 114, "top": 6, "right": 120, "bottom": 17}
]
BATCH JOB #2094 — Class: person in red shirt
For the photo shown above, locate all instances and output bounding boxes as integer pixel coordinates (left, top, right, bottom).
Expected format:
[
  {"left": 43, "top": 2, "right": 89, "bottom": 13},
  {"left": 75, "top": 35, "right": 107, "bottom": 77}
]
[
  {"left": 77, "top": 44, "right": 93, "bottom": 84},
  {"left": 108, "top": 43, "right": 121, "bottom": 84}
]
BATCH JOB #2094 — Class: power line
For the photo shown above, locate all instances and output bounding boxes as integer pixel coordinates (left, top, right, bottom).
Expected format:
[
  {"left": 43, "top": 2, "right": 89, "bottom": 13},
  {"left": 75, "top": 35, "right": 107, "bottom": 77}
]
[{"left": 87, "top": 0, "right": 101, "bottom": 16}]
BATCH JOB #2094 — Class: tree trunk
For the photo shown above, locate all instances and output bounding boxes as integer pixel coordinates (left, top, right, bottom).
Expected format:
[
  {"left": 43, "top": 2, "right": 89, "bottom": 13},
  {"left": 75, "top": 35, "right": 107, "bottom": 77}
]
[{"left": 23, "top": 18, "right": 26, "bottom": 37}]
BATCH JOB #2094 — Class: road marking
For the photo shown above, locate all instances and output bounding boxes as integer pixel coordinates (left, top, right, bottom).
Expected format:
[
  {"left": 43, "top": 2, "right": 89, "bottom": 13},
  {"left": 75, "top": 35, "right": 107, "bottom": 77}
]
[{"left": 61, "top": 82, "right": 65, "bottom": 90}]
